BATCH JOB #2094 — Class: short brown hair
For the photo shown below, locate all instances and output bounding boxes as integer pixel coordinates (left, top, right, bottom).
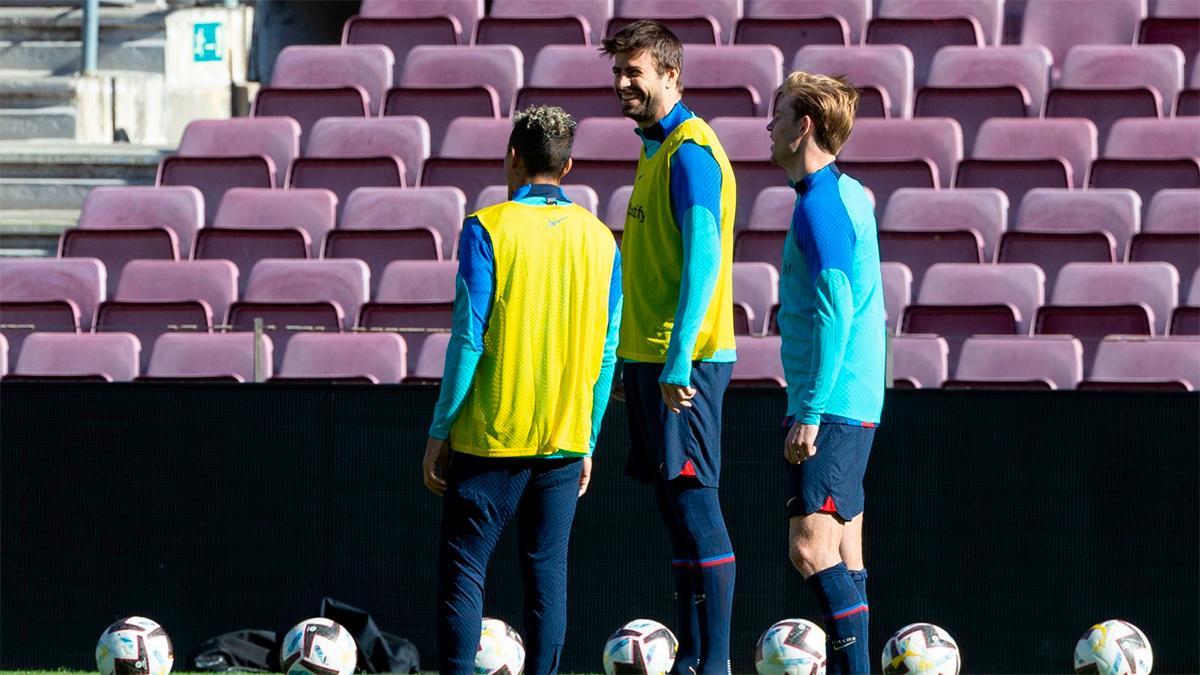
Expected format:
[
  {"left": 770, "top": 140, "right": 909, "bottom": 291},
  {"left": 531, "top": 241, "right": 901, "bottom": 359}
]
[
  {"left": 509, "top": 105, "right": 576, "bottom": 176},
  {"left": 778, "top": 71, "right": 860, "bottom": 155},
  {"left": 600, "top": 19, "right": 683, "bottom": 77}
]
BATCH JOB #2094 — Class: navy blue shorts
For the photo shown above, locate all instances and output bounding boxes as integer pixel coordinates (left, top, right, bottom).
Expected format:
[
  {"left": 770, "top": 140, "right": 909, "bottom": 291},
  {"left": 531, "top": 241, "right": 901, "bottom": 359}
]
[
  {"left": 623, "top": 361, "right": 733, "bottom": 487},
  {"left": 785, "top": 421, "right": 876, "bottom": 521}
]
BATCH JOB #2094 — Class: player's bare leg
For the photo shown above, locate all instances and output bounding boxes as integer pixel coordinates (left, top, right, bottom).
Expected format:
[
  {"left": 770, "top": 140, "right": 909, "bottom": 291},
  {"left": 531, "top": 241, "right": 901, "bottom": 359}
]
[
  {"left": 839, "top": 515, "right": 863, "bottom": 570},
  {"left": 788, "top": 512, "right": 843, "bottom": 578},
  {"left": 790, "top": 512, "right": 869, "bottom": 674}
]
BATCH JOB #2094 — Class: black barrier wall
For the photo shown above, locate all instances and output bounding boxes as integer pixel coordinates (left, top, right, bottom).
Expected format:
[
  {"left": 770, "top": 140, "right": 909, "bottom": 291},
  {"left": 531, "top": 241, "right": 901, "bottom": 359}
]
[{"left": 2, "top": 384, "right": 1197, "bottom": 673}]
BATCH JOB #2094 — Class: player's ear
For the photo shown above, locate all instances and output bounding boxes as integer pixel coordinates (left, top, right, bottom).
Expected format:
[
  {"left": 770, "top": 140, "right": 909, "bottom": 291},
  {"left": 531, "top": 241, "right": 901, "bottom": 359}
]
[{"left": 559, "top": 157, "right": 573, "bottom": 181}]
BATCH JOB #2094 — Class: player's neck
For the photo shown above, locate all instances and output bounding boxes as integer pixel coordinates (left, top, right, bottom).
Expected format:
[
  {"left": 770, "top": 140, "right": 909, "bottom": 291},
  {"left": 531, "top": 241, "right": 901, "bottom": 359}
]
[
  {"left": 790, "top": 149, "right": 836, "bottom": 185},
  {"left": 639, "top": 94, "right": 682, "bottom": 129}
]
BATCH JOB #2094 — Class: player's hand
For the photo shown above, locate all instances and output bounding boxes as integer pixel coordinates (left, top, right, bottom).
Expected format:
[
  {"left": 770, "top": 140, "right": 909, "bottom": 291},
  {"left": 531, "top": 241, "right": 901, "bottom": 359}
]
[
  {"left": 785, "top": 423, "right": 819, "bottom": 464},
  {"left": 422, "top": 436, "right": 450, "bottom": 496},
  {"left": 578, "top": 456, "right": 593, "bottom": 497},
  {"left": 659, "top": 382, "right": 696, "bottom": 414},
  {"left": 611, "top": 379, "right": 625, "bottom": 402}
]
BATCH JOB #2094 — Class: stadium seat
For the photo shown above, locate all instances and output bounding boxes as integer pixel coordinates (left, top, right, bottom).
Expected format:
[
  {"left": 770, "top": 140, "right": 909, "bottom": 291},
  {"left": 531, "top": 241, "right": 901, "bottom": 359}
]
[
  {"left": 59, "top": 228, "right": 179, "bottom": 296},
  {"left": 840, "top": 118, "right": 963, "bottom": 189},
  {"left": 271, "top": 45, "right": 394, "bottom": 116},
  {"left": 730, "top": 335, "right": 785, "bottom": 386},
  {"left": 1178, "top": 88, "right": 1200, "bottom": 115},
  {"left": 213, "top": 187, "right": 337, "bottom": 258},
  {"left": 683, "top": 88, "right": 763, "bottom": 119},
  {"left": 890, "top": 333, "right": 948, "bottom": 388},
  {"left": 342, "top": 187, "right": 466, "bottom": 260},
  {"left": 955, "top": 160, "right": 1072, "bottom": 225},
  {"left": 745, "top": 0, "right": 871, "bottom": 44},
  {"left": 1021, "top": 0, "right": 1148, "bottom": 78},
  {"left": 1152, "top": 0, "right": 1200, "bottom": 16},
  {"left": 924, "top": 45, "right": 1052, "bottom": 116},
  {"left": 866, "top": 16, "right": 985, "bottom": 88},
  {"left": 514, "top": 87, "right": 623, "bottom": 121},
  {"left": 1170, "top": 306, "right": 1200, "bottom": 334},
  {"left": 615, "top": 0, "right": 741, "bottom": 43},
  {"left": 439, "top": 117, "right": 513, "bottom": 159},
  {"left": 913, "top": 86, "right": 1028, "bottom": 152},
  {"left": 1081, "top": 335, "right": 1200, "bottom": 390},
  {"left": 734, "top": 16, "right": 850, "bottom": 57},
  {"left": 733, "top": 262, "right": 779, "bottom": 336},
  {"left": 342, "top": 16, "right": 460, "bottom": 81},
  {"left": 1105, "top": 117, "right": 1200, "bottom": 159},
  {"left": 1087, "top": 159, "right": 1200, "bottom": 220},
  {"left": 401, "top": 45, "right": 523, "bottom": 113},
  {"left": 793, "top": 45, "right": 915, "bottom": 119},
  {"left": 286, "top": 157, "right": 407, "bottom": 221},
  {"left": 948, "top": 335, "right": 1084, "bottom": 390},
  {"left": 681, "top": 45, "right": 782, "bottom": 116},
  {"left": 475, "top": 16, "right": 590, "bottom": 80},
  {"left": 746, "top": 186, "right": 795, "bottom": 231},
  {"left": 226, "top": 301, "right": 342, "bottom": 371},
  {"left": 407, "top": 331, "right": 451, "bottom": 382},
  {"left": 359, "top": 0, "right": 483, "bottom": 38},
  {"left": 490, "top": 0, "right": 611, "bottom": 43},
  {"left": 1016, "top": 188, "right": 1141, "bottom": 259},
  {"left": 79, "top": 186, "right": 204, "bottom": 258},
  {"left": 529, "top": 45, "right": 617, "bottom": 88},
  {"left": 156, "top": 156, "right": 276, "bottom": 227},
  {"left": 419, "top": 158, "right": 504, "bottom": 210},
  {"left": 141, "top": 332, "right": 271, "bottom": 382},
  {"left": 1138, "top": 17, "right": 1199, "bottom": 79},
  {"left": 606, "top": 15, "right": 720, "bottom": 43},
  {"left": 242, "top": 259, "right": 369, "bottom": 332},
  {"left": 324, "top": 229, "right": 443, "bottom": 293},
  {"left": 997, "top": 231, "right": 1117, "bottom": 293},
  {"left": 95, "top": 300, "right": 211, "bottom": 371},
  {"left": 604, "top": 184, "right": 633, "bottom": 233},
  {"left": 0, "top": 299, "right": 79, "bottom": 370},
  {"left": 1145, "top": 189, "right": 1200, "bottom": 232},
  {"left": 383, "top": 87, "right": 500, "bottom": 156},
  {"left": 1044, "top": 89, "right": 1162, "bottom": 149},
  {"left": 1128, "top": 232, "right": 1200, "bottom": 290},
  {"left": 0, "top": 257, "right": 104, "bottom": 332},
  {"left": 375, "top": 260, "right": 459, "bottom": 303},
  {"left": 274, "top": 332, "right": 406, "bottom": 383},
  {"left": 561, "top": 160, "right": 637, "bottom": 216},
  {"left": 574, "top": 118, "right": 643, "bottom": 160},
  {"left": 972, "top": 118, "right": 1097, "bottom": 190},
  {"left": 115, "top": 259, "right": 238, "bottom": 327},
  {"left": 836, "top": 160, "right": 938, "bottom": 219},
  {"left": 177, "top": 117, "right": 300, "bottom": 189},
  {"left": 306, "top": 117, "right": 431, "bottom": 186},
  {"left": 193, "top": 227, "right": 311, "bottom": 291},
  {"left": 7, "top": 331, "right": 139, "bottom": 382},
  {"left": 882, "top": 261, "right": 913, "bottom": 331},
  {"left": 734, "top": 230, "right": 786, "bottom": 268},
  {"left": 475, "top": 185, "right": 600, "bottom": 216},
  {"left": 362, "top": 260, "right": 458, "bottom": 374},
  {"left": 710, "top": 117, "right": 772, "bottom": 162},
  {"left": 879, "top": 0, "right": 1004, "bottom": 45},
  {"left": 883, "top": 187, "right": 1008, "bottom": 262},
  {"left": 878, "top": 230, "right": 984, "bottom": 294},
  {"left": 252, "top": 87, "right": 370, "bottom": 155}
]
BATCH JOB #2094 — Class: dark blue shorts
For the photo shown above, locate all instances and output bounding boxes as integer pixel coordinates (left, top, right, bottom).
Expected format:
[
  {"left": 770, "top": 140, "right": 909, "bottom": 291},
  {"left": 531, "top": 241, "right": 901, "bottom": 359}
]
[
  {"left": 785, "top": 421, "right": 876, "bottom": 521},
  {"left": 623, "top": 361, "right": 733, "bottom": 487}
]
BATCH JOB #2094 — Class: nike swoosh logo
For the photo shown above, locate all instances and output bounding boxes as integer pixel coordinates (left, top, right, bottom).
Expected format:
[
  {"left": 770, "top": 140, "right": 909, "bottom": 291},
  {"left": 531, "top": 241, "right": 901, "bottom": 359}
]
[
  {"left": 548, "top": 217, "right": 566, "bottom": 227},
  {"left": 831, "top": 637, "right": 857, "bottom": 651}
]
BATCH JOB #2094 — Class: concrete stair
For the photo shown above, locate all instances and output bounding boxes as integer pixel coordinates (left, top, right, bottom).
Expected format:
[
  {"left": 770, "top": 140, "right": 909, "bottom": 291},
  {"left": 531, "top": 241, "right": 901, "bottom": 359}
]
[{"left": 0, "top": 6, "right": 168, "bottom": 75}]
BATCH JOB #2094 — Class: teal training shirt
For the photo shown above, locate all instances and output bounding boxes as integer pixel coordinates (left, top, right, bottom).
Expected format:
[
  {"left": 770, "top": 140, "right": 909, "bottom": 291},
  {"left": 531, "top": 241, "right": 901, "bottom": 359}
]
[{"left": 778, "top": 163, "right": 886, "bottom": 425}]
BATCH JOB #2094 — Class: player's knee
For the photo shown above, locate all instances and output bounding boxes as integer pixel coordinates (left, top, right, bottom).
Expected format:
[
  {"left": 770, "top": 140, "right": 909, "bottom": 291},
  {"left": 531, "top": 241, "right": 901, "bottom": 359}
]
[{"left": 788, "top": 539, "right": 820, "bottom": 578}]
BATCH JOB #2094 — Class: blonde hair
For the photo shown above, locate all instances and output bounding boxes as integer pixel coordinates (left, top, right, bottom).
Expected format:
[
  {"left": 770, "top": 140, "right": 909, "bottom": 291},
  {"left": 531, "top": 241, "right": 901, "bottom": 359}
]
[{"left": 778, "top": 71, "right": 860, "bottom": 155}]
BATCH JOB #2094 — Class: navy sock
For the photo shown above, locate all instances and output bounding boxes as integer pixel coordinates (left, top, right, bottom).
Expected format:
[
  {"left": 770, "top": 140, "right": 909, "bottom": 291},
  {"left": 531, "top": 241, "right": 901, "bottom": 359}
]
[
  {"left": 806, "top": 562, "right": 870, "bottom": 675},
  {"left": 672, "top": 482, "right": 734, "bottom": 675},
  {"left": 655, "top": 481, "right": 700, "bottom": 674},
  {"left": 847, "top": 568, "right": 869, "bottom": 663}
]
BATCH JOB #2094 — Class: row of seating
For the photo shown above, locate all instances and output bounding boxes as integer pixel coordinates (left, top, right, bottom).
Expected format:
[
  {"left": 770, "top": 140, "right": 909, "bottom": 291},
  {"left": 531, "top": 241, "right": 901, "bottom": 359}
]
[
  {"left": 6, "top": 329, "right": 1195, "bottom": 392},
  {"left": 733, "top": 333, "right": 1200, "bottom": 390}
]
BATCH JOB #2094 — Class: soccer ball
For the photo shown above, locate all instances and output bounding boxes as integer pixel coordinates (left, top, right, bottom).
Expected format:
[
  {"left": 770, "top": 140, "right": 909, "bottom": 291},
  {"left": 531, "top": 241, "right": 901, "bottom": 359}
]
[
  {"left": 1073, "top": 620, "right": 1153, "bottom": 675},
  {"left": 95, "top": 616, "right": 174, "bottom": 675},
  {"left": 279, "top": 617, "right": 358, "bottom": 675},
  {"left": 476, "top": 617, "right": 525, "bottom": 674},
  {"left": 603, "top": 619, "right": 678, "bottom": 675},
  {"left": 882, "top": 623, "right": 961, "bottom": 675},
  {"left": 755, "top": 618, "right": 827, "bottom": 675}
]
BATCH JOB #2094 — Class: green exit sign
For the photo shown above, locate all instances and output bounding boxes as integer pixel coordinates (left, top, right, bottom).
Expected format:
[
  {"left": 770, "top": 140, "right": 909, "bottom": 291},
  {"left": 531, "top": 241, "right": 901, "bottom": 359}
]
[{"left": 192, "top": 22, "right": 223, "bottom": 62}]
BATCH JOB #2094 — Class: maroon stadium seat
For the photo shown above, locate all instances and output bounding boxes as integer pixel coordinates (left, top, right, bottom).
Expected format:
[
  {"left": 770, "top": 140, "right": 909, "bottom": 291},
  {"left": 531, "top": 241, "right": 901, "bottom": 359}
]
[
  {"left": 1082, "top": 335, "right": 1200, "bottom": 389},
  {"left": 156, "top": 156, "right": 275, "bottom": 226},
  {"left": 226, "top": 301, "right": 341, "bottom": 371},
  {"left": 866, "top": 16, "right": 984, "bottom": 87},
  {"left": 116, "top": 259, "right": 238, "bottom": 326},
  {"left": 574, "top": 118, "right": 643, "bottom": 160},
  {"left": 1088, "top": 159, "right": 1200, "bottom": 220},
  {"left": 710, "top": 117, "right": 771, "bottom": 162},
  {"left": 286, "top": 157, "right": 407, "bottom": 221},
  {"left": 955, "top": 159, "right": 1071, "bottom": 223},
  {"left": 407, "top": 332, "right": 451, "bottom": 382},
  {"left": 383, "top": 86, "right": 499, "bottom": 156},
  {"left": 79, "top": 186, "right": 204, "bottom": 257},
  {"left": 926, "top": 45, "right": 1051, "bottom": 115},
  {"left": 271, "top": 45, "right": 394, "bottom": 116},
  {"left": 794, "top": 45, "right": 914, "bottom": 119},
  {"left": 475, "top": 185, "right": 600, "bottom": 215},
  {"left": 490, "top": 0, "right": 611, "bottom": 43},
  {"left": 949, "top": 335, "right": 1084, "bottom": 390},
  {"left": 854, "top": 86, "right": 890, "bottom": 119},
  {"left": 1035, "top": 305, "right": 1155, "bottom": 376},
  {"left": 0, "top": 257, "right": 103, "bottom": 330},
  {"left": 401, "top": 45, "right": 522, "bottom": 113},
  {"left": 746, "top": 0, "right": 871, "bottom": 44},
  {"left": 734, "top": 228, "right": 787, "bottom": 268},
  {"left": 842, "top": 118, "right": 962, "bottom": 189},
  {"left": 306, "top": 116, "right": 431, "bottom": 186},
  {"left": 193, "top": 228, "right": 311, "bottom": 292},
  {"left": 252, "top": 87, "right": 369, "bottom": 155},
  {"left": 913, "top": 86, "right": 1027, "bottom": 151},
  {"left": 515, "top": 87, "right": 621, "bottom": 121},
  {"left": 1052, "top": 262, "right": 1179, "bottom": 335},
  {"left": 746, "top": 187, "right": 795, "bottom": 232},
  {"left": 214, "top": 187, "right": 337, "bottom": 258},
  {"left": 59, "top": 228, "right": 179, "bottom": 296},
  {"left": 360, "top": 262, "right": 455, "bottom": 375},
  {"left": 359, "top": 0, "right": 483, "bottom": 39},
  {"left": 734, "top": 16, "right": 849, "bottom": 56},
  {"left": 440, "top": 117, "right": 514, "bottom": 159},
  {"left": 419, "top": 158, "right": 504, "bottom": 209},
  {"left": 1138, "top": 17, "right": 1199, "bottom": 78},
  {"left": 1128, "top": 232, "right": 1200, "bottom": 290},
  {"left": 342, "top": 187, "right": 466, "bottom": 261},
  {"left": 1170, "top": 306, "right": 1200, "bottom": 335},
  {"left": 1044, "top": 89, "right": 1162, "bottom": 149},
  {"left": 142, "top": 332, "right": 271, "bottom": 382},
  {"left": 878, "top": 230, "right": 984, "bottom": 293},
  {"left": 530, "top": 45, "right": 616, "bottom": 88},
  {"left": 1145, "top": 189, "right": 1200, "bottom": 232},
  {"left": 605, "top": 185, "right": 634, "bottom": 232},
  {"left": 973, "top": 118, "right": 1096, "bottom": 189},
  {"left": 912, "top": 261, "right": 1045, "bottom": 333},
  {"left": 901, "top": 304, "right": 1019, "bottom": 373},
  {"left": 879, "top": 0, "right": 1004, "bottom": 45},
  {"left": 9, "top": 331, "right": 139, "bottom": 382},
  {"left": 323, "top": 229, "right": 444, "bottom": 295},
  {"left": 606, "top": 15, "right": 720, "bottom": 43},
  {"left": 890, "top": 333, "right": 948, "bottom": 388},
  {"left": 342, "top": 16, "right": 460, "bottom": 81},
  {"left": 477, "top": 16, "right": 590, "bottom": 80},
  {"left": 95, "top": 300, "right": 211, "bottom": 371},
  {"left": 274, "top": 332, "right": 406, "bottom": 384},
  {"left": 732, "top": 303, "right": 754, "bottom": 336},
  {"left": 997, "top": 231, "right": 1117, "bottom": 292},
  {"left": 615, "top": 0, "right": 741, "bottom": 43},
  {"left": 0, "top": 300, "right": 79, "bottom": 369},
  {"left": 732, "top": 262, "right": 779, "bottom": 336},
  {"left": 683, "top": 45, "right": 782, "bottom": 115},
  {"left": 375, "top": 260, "right": 458, "bottom": 304},
  {"left": 1016, "top": 188, "right": 1141, "bottom": 259},
  {"left": 884, "top": 187, "right": 1007, "bottom": 263},
  {"left": 1106, "top": 117, "right": 1200, "bottom": 159},
  {"left": 730, "top": 335, "right": 785, "bottom": 387},
  {"left": 560, "top": 159, "right": 637, "bottom": 217},
  {"left": 1178, "top": 88, "right": 1200, "bottom": 115},
  {"left": 177, "top": 117, "right": 300, "bottom": 189},
  {"left": 837, "top": 159, "right": 938, "bottom": 218},
  {"left": 243, "top": 259, "right": 369, "bottom": 331},
  {"left": 1021, "top": 0, "right": 1148, "bottom": 78},
  {"left": 882, "top": 262, "right": 913, "bottom": 330}
]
